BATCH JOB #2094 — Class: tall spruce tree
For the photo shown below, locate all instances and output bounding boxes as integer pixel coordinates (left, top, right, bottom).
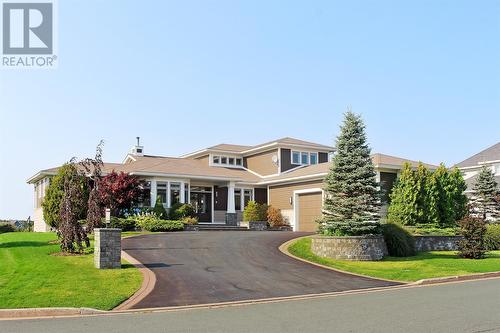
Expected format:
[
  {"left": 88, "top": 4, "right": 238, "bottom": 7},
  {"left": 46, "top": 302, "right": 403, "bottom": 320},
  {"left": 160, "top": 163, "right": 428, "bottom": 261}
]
[
  {"left": 470, "top": 166, "right": 500, "bottom": 221},
  {"left": 319, "top": 111, "right": 380, "bottom": 236},
  {"left": 387, "top": 163, "right": 419, "bottom": 225}
]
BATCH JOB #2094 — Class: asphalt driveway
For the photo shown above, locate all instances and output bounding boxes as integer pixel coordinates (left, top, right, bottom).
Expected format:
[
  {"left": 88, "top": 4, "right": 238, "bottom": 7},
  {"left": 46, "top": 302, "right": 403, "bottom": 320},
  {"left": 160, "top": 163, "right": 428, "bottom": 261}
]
[{"left": 122, "top": 231, "right": 400, "bottom": 308}]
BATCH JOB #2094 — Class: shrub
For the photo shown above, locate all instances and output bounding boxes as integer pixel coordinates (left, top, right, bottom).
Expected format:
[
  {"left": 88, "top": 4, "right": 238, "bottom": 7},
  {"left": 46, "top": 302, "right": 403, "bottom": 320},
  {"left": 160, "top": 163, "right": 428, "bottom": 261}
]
[
  {"left": 182, "top": 217, "right": 198, "bottom": 225},
  {"left": 243, "top": 201, "right": 263, "bottom": 221},
  {"left": 132, "top": 214, "right": 183, "bottom": 232},
  {"left": 170, "top": 203, "right": 196, "bottom": 220},
  {"left": 108, "top": 217, "right": 137, "bottom": 231},
  {"left": 382, "top": 223, "right": 416, "bottom": 257},
  {"left": 42, "top": 163, "right": 89, "bottom": 229},
  {"left": 404, "top": 225, "right": 458, "bottom": 236},
  {"left": 267, "top": 206, "right": 287, "bottom": 227},
  {"left": 0, "top": 223, "right": 15, "bottom": 234},
  {"left": 152, "top": 196, "right": 168, "bottom": 219},
  {"left": 484, "top": 224, "right": 500, "bottom": 251},
  {"left": 458, "top": 217, "right": 487, "bottom": 259}
]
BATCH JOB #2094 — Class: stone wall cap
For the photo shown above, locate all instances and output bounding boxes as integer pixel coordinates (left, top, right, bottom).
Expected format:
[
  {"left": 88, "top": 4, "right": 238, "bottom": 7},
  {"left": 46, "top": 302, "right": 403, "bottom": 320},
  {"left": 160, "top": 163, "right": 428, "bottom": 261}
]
[
  {"left": 94, "top": 228, "right": 122, "bottom": 232},
  {"left": 311, "top": 234, "right": 384, "bottom": 239}
]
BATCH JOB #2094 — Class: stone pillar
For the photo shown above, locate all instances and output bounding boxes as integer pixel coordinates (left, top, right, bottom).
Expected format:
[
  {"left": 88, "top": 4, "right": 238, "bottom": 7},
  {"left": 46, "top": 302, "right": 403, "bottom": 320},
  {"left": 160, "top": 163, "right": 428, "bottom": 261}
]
[
  {"left": 225, "top": 213, "right": 238, "bottom": 226},
  {"left": 94, "top": 228, "right": 121, "bottom": 269}
]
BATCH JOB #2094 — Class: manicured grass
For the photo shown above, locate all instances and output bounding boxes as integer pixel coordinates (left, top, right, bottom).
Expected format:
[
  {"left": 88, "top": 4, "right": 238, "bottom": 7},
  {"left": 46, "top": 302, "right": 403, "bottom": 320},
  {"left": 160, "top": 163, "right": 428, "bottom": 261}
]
[
  {"left": 288, "top": 237, "right": 500, "bottom": 282},
  {"left": 0, "top": 232, "right": 142, "bottom": 310},
  {"left": 121, "top": 231, "right": 153, "bottom": 238}
]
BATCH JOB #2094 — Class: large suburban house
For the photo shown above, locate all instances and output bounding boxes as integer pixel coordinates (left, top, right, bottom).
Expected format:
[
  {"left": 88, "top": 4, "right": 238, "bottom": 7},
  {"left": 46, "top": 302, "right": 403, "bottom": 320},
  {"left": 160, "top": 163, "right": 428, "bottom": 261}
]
[
  {"left": 455, "top": 142, "right": 500, "bottom": 193},
  {"left": 27, "top": 137, "right": 437, "bottom": 233}
]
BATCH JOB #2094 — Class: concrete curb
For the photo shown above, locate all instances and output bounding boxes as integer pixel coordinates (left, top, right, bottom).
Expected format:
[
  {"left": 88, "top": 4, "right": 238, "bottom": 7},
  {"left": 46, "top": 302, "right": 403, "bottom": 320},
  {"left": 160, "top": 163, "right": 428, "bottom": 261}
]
[
  {"left": 413, "top": 271, "right": 500, "bottom": 285},
  {"left": 0, "top": 307, "right": 105, "bottom": 319},
  {"left": 113, "top": 251, "right": 157, "bottom": 310}
]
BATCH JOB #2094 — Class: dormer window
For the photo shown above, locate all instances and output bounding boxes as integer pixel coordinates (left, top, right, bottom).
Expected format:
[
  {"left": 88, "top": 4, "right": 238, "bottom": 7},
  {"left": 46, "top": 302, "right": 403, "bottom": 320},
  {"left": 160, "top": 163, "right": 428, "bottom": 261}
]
[
  {"left": 292, "top": 151, "right": 319, "bottom": 166},
  {"left": 310, "top": 153, "right": 318, "bottom": 165},
  {"left": 211, "top": 154, "right": 243, "bottom": 168}
]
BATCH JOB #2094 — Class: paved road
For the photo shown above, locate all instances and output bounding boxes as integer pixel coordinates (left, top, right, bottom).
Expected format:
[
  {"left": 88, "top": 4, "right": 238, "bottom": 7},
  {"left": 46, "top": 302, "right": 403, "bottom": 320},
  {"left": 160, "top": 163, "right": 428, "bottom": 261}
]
[
  {"left": 3, "top": 278, "right": 500, "bottom": 332},
  {"left": 121, "top": 231, "right": 398, "bottom": 308}
]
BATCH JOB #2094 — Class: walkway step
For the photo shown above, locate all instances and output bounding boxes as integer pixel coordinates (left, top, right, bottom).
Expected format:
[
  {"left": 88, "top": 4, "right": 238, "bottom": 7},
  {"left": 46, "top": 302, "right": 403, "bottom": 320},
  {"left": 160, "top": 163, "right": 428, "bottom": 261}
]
[{"left": 196, "top": 225, "right": 249, "bottom": 231}]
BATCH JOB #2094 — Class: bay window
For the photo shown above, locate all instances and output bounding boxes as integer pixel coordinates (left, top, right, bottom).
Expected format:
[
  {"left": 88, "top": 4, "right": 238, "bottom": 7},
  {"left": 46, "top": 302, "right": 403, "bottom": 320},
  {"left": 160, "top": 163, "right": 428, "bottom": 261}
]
[
  {"left": 157, "top": 182, "right": 167, "bottom": 204},
  {"left": 170, "top": 182, "right": 181, "bottom": 205}
]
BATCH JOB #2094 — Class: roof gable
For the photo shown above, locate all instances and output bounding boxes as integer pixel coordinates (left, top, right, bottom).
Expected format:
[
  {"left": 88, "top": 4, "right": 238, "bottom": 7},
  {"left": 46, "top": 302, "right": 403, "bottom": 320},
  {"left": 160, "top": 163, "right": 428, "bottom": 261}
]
[{"left": 455, "top": 142, "right": 500, "bottom": 168}]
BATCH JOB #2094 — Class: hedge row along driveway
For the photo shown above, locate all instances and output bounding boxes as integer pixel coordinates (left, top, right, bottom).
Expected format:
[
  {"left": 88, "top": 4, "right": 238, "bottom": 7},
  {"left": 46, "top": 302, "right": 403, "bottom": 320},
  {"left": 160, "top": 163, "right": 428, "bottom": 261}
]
[{"left": 0, "top": 232, "right": 142, "bottom": 310}]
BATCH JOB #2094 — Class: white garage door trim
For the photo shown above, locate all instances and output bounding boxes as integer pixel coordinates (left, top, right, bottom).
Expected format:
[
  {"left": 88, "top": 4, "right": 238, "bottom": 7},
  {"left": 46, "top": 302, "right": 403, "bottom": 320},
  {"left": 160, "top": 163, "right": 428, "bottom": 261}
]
[{"left": 292, "top": 188, "right": 323, "bottom": 231}]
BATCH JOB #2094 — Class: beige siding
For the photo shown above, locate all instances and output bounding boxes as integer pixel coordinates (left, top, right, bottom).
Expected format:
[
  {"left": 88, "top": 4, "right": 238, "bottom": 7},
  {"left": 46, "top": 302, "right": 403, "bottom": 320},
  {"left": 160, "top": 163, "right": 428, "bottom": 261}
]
[
  {"left": 269, "top": 180, "right": 323, "bottom": 210},
  {"left": 33, "top": 207, "right": 49, "bottom": 232},
  {"left": 245, "top": 149, "right": 279, "bottom": 176}
]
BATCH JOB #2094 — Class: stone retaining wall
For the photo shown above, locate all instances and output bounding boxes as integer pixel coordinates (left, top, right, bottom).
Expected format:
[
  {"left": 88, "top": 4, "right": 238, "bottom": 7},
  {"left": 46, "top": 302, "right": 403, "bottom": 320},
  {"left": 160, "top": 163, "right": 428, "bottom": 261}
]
[
  {"left": 414, "top": 236, "right": 462, "bottom": 252},
  {"left": 94, "top": 228, "right": 121, "bottom": 269},
  {"left": 311, "top": 235, "right": 388, "bottom": 261},
  {"left": 249, "top": 221, "right": 267, "bottom": 231}
]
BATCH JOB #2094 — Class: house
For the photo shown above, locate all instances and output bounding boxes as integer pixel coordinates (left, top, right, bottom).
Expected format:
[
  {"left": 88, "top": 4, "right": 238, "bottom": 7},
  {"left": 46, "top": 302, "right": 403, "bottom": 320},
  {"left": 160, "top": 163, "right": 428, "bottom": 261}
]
[
  {"left": 27, "top": 137, "right": 437, "bottom": 233},
  {"left": 455, "top": 142, "right": 500, "bottom": 193}
]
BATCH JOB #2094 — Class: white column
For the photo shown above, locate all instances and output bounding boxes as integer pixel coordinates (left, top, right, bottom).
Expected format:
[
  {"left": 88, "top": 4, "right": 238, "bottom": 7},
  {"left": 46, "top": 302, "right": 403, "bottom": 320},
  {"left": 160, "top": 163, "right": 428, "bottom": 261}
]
[
  {"left": 227, "top": 181, "right": 236, "bottom": 214},
  {"left": 180, "top": 181, "right": 186, "bottom": 204},
  {"left": 166, "top": 182, "right": 171, "bottom": 208},
  {"left": 150, "top": 180, "right": 157, "bottom": 207}
]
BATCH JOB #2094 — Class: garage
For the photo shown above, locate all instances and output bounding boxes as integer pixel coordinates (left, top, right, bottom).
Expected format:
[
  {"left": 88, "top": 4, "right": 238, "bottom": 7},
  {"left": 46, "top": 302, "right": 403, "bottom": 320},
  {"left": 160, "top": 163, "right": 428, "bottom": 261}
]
[{"left": 296, "top": 191, "right": 322, "bottom": 232}]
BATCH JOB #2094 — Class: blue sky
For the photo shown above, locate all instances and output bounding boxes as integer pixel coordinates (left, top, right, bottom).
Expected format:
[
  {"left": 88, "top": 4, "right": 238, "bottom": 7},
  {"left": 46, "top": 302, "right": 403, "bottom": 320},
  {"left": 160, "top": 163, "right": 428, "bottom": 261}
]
[{"left": 1, "top": 0, "right": 499, "bottom": 219}]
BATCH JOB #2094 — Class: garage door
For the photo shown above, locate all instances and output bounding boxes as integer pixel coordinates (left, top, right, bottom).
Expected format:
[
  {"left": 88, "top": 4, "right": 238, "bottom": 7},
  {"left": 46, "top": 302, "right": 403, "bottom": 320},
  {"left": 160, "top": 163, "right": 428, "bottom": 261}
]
[{"left": 297, "top": 192, "right": 322, "bottom": 232}]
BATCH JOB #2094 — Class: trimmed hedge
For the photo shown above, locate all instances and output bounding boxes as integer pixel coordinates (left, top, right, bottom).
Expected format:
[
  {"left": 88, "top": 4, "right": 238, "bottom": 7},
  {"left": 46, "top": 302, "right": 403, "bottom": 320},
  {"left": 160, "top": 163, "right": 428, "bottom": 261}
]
[
  {"left": 484, "top": 224, "right": 500, "bottom": 251},
  {"left": 0, "top": 223, "right": 15, "bottom": 234},
  {"left": 382, "top": 222, "right": 416, "bottom": 257},
  {"left": 134, "top": 215, "right": 184, "bottom": 232},
  {"left": 109, "top": 217, "right": 137, "bottom": 231}
]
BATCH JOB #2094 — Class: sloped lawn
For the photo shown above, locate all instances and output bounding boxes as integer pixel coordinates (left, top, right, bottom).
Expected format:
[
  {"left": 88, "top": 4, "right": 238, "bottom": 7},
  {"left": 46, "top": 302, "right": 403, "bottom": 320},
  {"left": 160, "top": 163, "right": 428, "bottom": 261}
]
[
  {"left": 288, "top": 237, "right": 500, "bottom": 282},
  {"left": 0, "top": 232, "right": 142, "bottom": 310}
]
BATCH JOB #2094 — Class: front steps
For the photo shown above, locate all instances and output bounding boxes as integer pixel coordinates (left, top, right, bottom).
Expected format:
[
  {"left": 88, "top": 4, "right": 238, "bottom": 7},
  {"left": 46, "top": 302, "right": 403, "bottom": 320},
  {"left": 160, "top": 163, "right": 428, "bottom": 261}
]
[{"left": 196, "top": 224, "right": 248, "bottom": 231}]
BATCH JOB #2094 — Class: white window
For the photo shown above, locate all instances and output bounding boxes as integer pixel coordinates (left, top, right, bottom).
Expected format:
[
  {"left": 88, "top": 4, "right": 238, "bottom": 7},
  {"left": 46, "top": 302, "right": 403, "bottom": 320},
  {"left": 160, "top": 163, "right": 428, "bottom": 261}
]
[
  {"left": 213, "top": 156, "right": 220, "bottom": 164},
  {"left": 301, "top": 152, "right": 309, "bottom": 165},
  {"left": 221, "top": 156, "right": 227, "bottom": 164},
  {"left": 228, "top": 157, "right": 235, "bottom": 165},
  {"left": 244, "top": 189, "right": 253, "bottom": 207},
  {"left": 211, "top": 155, "right": 244, "bottom": 168},
  {"left": 157, "top": 182, "right": 167, "bottom": 204},
  {"left": 234, "top": 189, "right": 242, "bottom": 211},
  {"left": 310, "top": 153, "right": 318, "bottom": 165},
  {"left": 292, "top": 151, "right": 300, "bottom": 164},
  {"left": 236, "top": 158, "right": 242, "bottom": 166}
]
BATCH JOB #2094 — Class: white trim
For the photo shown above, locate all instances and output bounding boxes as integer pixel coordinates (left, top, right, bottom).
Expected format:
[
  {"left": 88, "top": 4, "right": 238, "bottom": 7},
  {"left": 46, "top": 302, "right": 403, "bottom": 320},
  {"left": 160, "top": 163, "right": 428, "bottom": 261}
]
[
  {"left": 258, "top": 173, "right": 328, "bottom": 185},
  {"left": 209, "top": 153, "right": 244, "bottom": 169},
  {"left": 277, "top": 147, "right": 282, "bottom": 174},
  {"left": 292, "top": 188, "right": 323, "bottom": 232},
  {"left": 243, "top": 167, "right": 279, "bottom": 179},
  {"left": 122, "top": 154, "right": 137, "bottom": 164},
  {"left": 129, "top": 171, "right": 244, "bottom": 182}
]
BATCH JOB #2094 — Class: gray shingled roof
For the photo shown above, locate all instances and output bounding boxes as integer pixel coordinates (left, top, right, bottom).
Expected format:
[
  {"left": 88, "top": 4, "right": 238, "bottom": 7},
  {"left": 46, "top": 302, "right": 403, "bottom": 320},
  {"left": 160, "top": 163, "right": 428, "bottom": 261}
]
[{"left": 455, "top": 142, "right": 500, "bottom": 168}]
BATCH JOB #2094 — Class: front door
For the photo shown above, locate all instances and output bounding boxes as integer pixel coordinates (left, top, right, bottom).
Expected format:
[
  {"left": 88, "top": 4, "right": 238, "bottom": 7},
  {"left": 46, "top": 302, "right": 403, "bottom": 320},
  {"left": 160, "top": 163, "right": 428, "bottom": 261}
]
[{"left": 190, "top": 186, "right": 212, "bottom": 222}]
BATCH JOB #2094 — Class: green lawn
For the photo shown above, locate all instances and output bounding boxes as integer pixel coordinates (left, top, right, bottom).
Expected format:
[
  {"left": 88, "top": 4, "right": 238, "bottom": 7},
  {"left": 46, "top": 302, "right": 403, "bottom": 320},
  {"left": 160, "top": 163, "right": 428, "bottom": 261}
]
[
  {"left": 288, "top": 237, "right": 500, "bottom": 282},
  {"left": 0, "top": 232, "right": 142, "bottom": 310}
]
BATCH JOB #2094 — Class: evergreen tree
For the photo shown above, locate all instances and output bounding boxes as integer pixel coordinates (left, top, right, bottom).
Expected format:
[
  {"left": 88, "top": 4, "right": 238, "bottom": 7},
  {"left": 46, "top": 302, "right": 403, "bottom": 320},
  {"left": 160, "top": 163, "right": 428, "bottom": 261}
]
[
  {"left": 388, "top": 163, "right": 419, "bottom": 225},
  {"left": 319, "top": 111, "right": 380, "bottom": 236},
  {"left": 153, "top": 196, "right": 168, "bottom": 219},
  {"left": 470, "top": 166, "right": 500, "bottom": 221},
  {"left": 415, "top": 163, "right": 431, "bottom": 225},
  {"left": 432, "top": 164, "right": 455, "bottom": 227},
  {"left": 448, "top": 167, "right": 468, "bottom": 222}
]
